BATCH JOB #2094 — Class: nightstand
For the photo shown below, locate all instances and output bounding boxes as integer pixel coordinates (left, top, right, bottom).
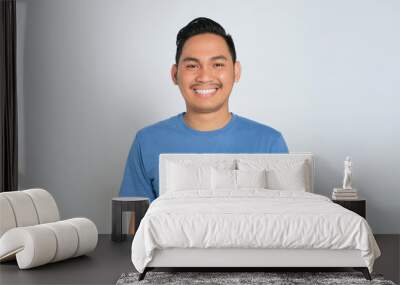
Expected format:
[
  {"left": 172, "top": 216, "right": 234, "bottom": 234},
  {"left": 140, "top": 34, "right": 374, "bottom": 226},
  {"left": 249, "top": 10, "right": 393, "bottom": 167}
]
[
  {"left": 332, "top": 199, "right": 366, "bottom": 218},
  {"left": 111, "top": 197, "right": 149, "bottom": 242}
]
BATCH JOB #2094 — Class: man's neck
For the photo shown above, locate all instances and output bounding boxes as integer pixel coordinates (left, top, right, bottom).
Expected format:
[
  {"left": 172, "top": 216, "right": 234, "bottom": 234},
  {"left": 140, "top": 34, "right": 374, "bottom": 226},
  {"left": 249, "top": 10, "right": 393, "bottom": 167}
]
[{"left": 183, "top": 109, "right": 232, "bottom": 131}]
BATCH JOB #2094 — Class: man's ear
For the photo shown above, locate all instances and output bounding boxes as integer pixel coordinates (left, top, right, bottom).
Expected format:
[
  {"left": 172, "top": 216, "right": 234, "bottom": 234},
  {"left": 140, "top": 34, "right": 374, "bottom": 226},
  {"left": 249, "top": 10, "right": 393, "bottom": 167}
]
[
  {"left": 171, "top": 64, "right": 178, "bottom": 85},
  {"left": 234, "top": 61, "right": 241, "bottom": 83}
]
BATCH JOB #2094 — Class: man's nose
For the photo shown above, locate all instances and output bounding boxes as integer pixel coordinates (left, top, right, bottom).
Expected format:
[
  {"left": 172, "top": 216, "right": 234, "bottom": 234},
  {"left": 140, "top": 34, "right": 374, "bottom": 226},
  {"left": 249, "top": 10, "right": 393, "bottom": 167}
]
[{"left": 195, "top": 66, "right": 214, "bottom": 83}]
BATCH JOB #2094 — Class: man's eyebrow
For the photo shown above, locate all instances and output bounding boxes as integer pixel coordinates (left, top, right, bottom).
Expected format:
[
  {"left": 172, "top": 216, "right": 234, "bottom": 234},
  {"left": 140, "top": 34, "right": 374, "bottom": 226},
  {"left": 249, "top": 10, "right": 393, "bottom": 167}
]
[
  {"left": 210, "top": 55, "right": 228, "bottom": 61},
  {"left": 182, "top": 57, "right": 200, "bottom": 63},
  {"left": 181, "top": 55, "right": 228, "bottom": 63}
]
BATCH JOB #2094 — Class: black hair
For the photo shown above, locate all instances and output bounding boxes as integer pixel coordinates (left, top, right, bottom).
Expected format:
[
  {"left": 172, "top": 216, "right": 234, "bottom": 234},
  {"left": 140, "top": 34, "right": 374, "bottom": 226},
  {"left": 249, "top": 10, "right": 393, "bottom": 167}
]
[{"left": 175, "top": 17, "right": 237, "bottom": 65}]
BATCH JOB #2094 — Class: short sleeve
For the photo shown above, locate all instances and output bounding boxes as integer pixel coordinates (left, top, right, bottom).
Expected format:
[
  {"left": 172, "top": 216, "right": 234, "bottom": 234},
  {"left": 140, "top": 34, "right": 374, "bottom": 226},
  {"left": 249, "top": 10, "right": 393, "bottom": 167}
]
[
  {"left": 119, "top": 133, "right": 156, "bottom": 202},
  {"left": 270, "top": 132, "right": 289, "bottom": 153}
]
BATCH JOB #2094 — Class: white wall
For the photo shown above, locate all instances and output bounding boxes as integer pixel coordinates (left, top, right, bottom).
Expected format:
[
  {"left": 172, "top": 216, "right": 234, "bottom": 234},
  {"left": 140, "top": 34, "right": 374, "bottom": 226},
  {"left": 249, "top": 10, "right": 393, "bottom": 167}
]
[{"left": 17, "top": 0, "right": 400, "bottom": 233}]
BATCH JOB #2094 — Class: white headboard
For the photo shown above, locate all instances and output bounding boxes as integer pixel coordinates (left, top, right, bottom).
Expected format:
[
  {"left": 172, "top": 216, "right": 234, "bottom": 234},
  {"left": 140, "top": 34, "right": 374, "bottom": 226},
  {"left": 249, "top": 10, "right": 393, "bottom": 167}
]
[{"left": 159, "top": 153, "right": 314, "bottom": 195}]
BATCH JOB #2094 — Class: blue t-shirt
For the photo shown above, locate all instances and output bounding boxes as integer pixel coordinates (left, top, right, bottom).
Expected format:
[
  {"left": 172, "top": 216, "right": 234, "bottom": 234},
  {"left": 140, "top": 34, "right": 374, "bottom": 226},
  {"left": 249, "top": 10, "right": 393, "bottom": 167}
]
[{"left": 119, "top": 112, "right": 288, "bottom": 202}]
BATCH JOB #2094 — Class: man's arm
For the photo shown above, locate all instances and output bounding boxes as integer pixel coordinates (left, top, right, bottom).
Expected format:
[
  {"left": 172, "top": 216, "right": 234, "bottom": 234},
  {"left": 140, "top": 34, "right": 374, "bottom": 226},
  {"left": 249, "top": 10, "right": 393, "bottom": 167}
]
[
  {"left": 270, "top": 132, "right": 289, "bottom": 153},
  {"left": 119, "top": 133, "right": 156, "bottom": 202}
]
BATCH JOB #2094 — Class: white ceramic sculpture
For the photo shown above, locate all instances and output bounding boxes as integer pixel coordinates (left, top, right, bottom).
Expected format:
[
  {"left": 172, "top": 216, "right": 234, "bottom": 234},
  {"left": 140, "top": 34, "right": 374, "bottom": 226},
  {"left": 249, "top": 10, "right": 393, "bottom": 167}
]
[{"left": 342, "top": 156, "right": 353, "bottom": 190}]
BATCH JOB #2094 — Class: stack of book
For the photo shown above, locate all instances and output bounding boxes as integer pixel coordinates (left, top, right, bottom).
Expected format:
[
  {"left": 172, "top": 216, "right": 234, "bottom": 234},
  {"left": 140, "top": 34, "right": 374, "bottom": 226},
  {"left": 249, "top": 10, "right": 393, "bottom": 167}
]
[{"left": 332, "top": 188, "right": 358, "bottom": 200}]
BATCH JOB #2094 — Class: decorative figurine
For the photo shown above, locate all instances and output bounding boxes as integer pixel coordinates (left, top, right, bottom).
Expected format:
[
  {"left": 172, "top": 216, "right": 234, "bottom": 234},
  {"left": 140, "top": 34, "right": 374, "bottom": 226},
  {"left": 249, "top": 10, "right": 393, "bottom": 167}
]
[{"left": 342, "top": 156, "right": 353, "bottom": 190}]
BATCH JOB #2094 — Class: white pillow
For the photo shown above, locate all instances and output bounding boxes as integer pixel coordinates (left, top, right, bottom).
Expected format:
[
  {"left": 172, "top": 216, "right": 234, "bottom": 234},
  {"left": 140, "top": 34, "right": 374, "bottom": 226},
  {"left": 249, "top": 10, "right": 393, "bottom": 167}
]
[
  {"left": 237, "top": 169, "right": 268, "bottom": 188},
  {"left": 237, "top": 159, "right": 308, "bottom": 191},
  {"left": 211, "top": 168, "right": 236, "bottom": 190},
  {"left": 165, "top": 159, "right": 236, "bottom": 192},
  {"left": 166, "top": 162, "right": 211, "bottom": 191},
  {"left": 211, "top": 168, "right": 268, "bottom": 190}
]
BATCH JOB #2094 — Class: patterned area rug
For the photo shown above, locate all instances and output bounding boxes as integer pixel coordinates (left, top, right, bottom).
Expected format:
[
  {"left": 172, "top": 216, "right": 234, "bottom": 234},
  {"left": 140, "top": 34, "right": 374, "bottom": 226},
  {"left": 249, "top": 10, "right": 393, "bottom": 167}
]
[{"left": 116, "top": 271, "right": 396, "bottom": 285}]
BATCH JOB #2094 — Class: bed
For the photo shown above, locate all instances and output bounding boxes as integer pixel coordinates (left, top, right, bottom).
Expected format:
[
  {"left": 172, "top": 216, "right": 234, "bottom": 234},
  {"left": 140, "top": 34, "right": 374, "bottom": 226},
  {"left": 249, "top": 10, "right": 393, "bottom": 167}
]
[{"left": 131, "top": 153, "right": 381, "bottom": 281}]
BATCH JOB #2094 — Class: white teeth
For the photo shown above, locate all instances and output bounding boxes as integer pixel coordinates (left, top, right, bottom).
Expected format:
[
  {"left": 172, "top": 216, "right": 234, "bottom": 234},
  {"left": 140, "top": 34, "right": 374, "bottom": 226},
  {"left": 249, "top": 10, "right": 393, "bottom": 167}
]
[{"left": 194, "top": 88, "right": 217, "bottom": 95}]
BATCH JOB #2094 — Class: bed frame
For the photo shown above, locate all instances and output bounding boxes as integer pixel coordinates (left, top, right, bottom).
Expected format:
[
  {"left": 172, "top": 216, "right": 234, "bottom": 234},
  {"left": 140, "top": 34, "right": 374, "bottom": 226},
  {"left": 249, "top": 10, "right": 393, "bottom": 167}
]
[{"left": 138, "top": 153, "right": 372, "bottom": 281}]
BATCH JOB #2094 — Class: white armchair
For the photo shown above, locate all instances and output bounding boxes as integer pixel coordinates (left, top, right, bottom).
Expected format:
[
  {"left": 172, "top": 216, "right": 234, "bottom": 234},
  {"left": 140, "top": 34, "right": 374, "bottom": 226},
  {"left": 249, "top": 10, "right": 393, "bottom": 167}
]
[{"left": 0, "top": 188, "right": 98, "bottom": 269}]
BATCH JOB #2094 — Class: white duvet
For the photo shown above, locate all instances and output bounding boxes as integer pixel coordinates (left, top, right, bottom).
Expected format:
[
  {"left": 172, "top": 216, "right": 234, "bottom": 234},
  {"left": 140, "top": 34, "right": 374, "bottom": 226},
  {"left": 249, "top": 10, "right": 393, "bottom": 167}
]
[{"left": 131, "top": 190, "right": 380, "bottom": 273}]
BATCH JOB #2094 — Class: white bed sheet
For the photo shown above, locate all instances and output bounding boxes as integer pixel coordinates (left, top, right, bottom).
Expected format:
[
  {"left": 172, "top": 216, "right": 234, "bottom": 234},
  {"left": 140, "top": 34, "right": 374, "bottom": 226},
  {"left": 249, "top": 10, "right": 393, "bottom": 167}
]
[{"left": 131, "top": 189, "right": 380, "bottom": 273}]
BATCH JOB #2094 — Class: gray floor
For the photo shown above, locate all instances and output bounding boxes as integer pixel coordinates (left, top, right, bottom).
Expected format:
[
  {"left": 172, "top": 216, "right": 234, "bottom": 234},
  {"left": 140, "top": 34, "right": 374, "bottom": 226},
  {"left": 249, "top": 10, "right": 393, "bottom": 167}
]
[{"left": 0, "top": 234, "right": 399, "bottom": 285}]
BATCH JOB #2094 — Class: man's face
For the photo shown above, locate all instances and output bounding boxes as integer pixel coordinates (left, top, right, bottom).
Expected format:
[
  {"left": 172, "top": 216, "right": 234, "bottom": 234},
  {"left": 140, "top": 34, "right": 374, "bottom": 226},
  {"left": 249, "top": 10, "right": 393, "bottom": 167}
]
[{"left": 171, "top": 33, "right": 241, "bottom": 114}]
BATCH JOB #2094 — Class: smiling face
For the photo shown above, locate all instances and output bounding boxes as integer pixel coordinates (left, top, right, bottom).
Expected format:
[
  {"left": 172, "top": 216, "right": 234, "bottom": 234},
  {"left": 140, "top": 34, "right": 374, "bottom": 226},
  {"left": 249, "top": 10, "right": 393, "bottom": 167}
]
[{"left": 171, "top": 33, "right": 241, "bottom": 114}]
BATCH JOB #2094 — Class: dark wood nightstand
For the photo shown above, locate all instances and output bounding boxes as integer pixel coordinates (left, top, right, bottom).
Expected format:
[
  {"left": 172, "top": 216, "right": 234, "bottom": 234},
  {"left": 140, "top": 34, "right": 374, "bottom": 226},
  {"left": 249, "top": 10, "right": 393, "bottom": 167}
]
[
  {"left": 111, "top": 197, "right": 149, "bottom": 242},
  {"left": 332, "top": 199, "right": 366, "bottom": 218}
]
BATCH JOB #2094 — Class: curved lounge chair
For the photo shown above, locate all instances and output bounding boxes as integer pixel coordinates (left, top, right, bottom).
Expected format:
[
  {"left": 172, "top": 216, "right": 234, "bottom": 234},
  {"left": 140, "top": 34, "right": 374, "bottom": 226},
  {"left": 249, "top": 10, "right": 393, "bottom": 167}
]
[{"left": 0, "top": 188, "right": 97, "bottom": 269}]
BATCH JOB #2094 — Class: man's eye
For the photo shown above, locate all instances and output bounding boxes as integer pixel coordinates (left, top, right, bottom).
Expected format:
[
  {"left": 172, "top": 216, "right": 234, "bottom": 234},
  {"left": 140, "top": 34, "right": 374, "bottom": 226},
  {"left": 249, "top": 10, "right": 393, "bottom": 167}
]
[
  {"left": 214, "top": 63, "right": 225, "bottom": 68},
  {"left": 186, "top": 64, "right": 198, "bottom": 69}
]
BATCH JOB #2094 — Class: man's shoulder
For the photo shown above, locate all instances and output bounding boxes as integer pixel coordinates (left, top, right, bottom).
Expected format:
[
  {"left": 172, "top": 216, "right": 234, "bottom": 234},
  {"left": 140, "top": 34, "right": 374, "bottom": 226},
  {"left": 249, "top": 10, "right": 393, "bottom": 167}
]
[
  {"left": 235, "top": 114, "right": 283, "bottom": 137},
  {"left": 135, "top": 114, "right": 180, "bottom": 139}
]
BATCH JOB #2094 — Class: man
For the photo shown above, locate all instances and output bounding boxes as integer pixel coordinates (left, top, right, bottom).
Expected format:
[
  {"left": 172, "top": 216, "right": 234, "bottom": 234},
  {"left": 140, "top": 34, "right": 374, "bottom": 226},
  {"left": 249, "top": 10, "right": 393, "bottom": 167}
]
[{"left": 119, "top": 17, "right": 288, "bottom": 202}]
